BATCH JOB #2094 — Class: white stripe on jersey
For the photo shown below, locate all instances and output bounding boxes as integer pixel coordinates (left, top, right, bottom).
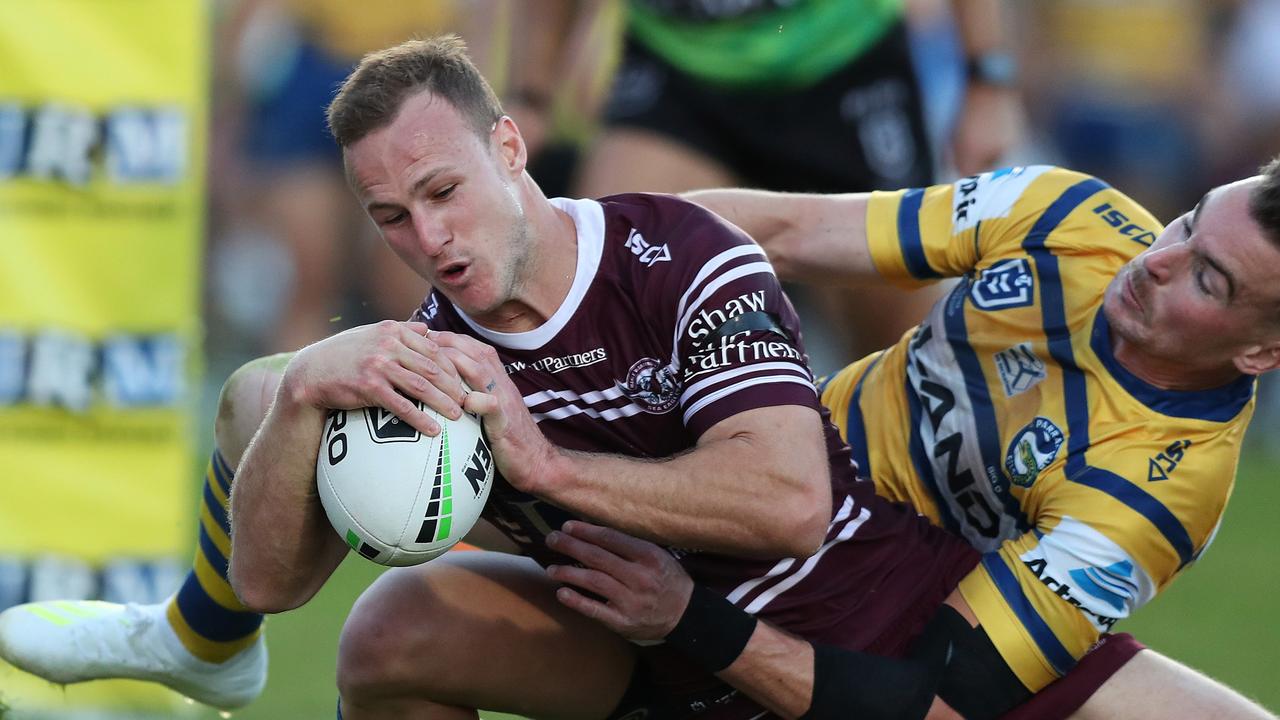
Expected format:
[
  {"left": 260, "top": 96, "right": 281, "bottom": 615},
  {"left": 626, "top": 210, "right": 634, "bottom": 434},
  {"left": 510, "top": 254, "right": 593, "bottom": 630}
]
[
  {"left": 726, "top": 495, "right": 856, "bottom": 605},
  {"left": 682, "top": 375, "right": 816, "bottom": 425},
  {"left": 680, "top": 361, "right": 813, "bottom": 405},
  {"left": 524, "top": 385, "right": 625, "bottom": 408},
  {"left": 672, "top": 245, "right": 768, "bottom": 339},
  {"left": 531, "top": 402, "right": 645, "bottom": 424},
  {"left": 743, "top": 503, "right": 871, "bottom": 615},
  {"left": 674, "top": 261, "right": 778, "bottom": 351}
]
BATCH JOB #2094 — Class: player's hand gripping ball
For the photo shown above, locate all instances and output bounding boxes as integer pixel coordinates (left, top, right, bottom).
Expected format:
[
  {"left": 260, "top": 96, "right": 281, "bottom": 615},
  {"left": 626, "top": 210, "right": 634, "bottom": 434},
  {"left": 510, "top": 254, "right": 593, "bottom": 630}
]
[{"left": 316, "top": 400, "right": 494, "bottom": 566}]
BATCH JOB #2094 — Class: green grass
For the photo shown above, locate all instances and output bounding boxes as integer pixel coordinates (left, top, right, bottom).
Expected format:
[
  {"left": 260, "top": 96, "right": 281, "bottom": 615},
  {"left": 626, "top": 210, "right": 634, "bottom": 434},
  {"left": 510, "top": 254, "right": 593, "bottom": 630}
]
[
  {"left": 1106, "top": 450, "right": 1280, "bottom": 710},
  {"left": 185, "top": 558, "right": 523, "bottom": 720},
  {"left": 7, "top": 452, "right": 1274, "bottom": 718},
  {"left": 184, "top": 452, "right": 1277, "bottom": 718}
]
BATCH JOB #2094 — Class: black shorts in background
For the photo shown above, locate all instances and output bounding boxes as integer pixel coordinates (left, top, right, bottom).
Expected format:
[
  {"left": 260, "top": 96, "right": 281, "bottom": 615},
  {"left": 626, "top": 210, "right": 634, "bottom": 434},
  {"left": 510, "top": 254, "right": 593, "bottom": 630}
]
[{"left": 603, "top": 21, "right": 934, "bottom": 193}]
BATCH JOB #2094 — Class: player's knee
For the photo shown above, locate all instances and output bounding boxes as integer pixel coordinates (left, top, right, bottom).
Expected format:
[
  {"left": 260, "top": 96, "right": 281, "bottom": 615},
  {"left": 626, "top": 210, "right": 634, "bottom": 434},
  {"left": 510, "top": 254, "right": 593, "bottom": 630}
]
[
  {"left": 214, "top": 353, "right": 292, "bottom": 466},
  {"left": 336, "top": 567, "right": 462, "bottom": 703}
]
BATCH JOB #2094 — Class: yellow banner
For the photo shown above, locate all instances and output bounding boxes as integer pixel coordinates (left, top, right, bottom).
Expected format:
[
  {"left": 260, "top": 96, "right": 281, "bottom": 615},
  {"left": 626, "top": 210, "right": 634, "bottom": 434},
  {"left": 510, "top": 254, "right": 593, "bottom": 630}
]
[{"left": 0, "top": 0, "right": 207, "bottom": 715}]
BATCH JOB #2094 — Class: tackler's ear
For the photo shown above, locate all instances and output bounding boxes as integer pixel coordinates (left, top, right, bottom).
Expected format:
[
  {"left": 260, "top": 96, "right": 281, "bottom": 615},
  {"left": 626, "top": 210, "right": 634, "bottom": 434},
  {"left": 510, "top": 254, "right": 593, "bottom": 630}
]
[{"left": 1233, "top": 340, "right": 1280, "bottom": 376}]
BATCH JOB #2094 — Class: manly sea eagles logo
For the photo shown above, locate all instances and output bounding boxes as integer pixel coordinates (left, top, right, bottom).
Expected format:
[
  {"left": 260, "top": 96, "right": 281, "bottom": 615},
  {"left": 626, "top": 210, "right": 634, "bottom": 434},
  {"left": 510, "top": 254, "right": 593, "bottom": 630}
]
[{"left": 617, "top": 357, "right": 681, "bottom": 414}]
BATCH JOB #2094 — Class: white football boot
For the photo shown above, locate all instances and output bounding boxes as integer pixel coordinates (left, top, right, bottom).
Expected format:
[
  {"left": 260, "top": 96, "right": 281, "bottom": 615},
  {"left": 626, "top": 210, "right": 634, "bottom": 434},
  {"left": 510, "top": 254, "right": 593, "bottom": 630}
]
[{"left": 0, "top": 599, "right": 267, "bottom": 709}]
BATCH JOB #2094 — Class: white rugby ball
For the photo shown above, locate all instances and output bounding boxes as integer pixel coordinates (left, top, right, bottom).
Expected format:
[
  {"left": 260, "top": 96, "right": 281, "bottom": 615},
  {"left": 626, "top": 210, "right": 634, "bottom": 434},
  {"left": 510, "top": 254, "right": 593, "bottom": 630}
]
[{"left": 316, "top": 401, "right": 494, "bottom": 566}]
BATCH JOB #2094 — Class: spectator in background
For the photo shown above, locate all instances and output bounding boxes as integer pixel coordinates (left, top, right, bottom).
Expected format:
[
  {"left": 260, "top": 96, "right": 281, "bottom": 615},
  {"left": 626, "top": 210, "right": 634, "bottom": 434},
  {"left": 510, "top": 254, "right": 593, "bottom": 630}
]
[
  {"left": 1214, "top": 0, "right": 1280, "bottom": 189},
  {"left": 510, "top": 0, "right": 1023, "bottom": 369},
  {"left": 208, "top": 0, "right": 503, "bottom": 353},
  {"left": 1016, "top": 0, "right": 1222, "bottom": 221}
]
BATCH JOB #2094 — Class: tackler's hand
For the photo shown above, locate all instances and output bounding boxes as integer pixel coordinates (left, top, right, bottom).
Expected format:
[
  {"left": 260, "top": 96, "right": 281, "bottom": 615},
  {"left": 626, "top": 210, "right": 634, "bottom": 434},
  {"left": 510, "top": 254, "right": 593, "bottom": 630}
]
[{"left": 546, "top": 521, "right": 694, "bottom": 643}]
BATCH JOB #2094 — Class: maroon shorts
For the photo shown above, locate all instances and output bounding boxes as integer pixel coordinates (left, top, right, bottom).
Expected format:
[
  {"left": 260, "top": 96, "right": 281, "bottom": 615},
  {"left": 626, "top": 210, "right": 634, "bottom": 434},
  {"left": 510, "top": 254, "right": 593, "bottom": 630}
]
[
  {"left": 1001, "top": 633, "right": 1146, "bottom": 720},
  {"left": 608, "top": 497, "right": 1145, "bottom": 719}
]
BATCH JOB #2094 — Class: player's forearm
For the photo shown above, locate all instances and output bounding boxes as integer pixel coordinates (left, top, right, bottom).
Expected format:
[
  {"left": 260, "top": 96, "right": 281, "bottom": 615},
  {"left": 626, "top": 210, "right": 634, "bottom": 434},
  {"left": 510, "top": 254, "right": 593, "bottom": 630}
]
[
  {"left": 718, "top": 623, "right": 817, "bottom": 719},
  {"left": 950, "top": 0, "right": 1006, "bottom": 58},
  {"left": 541, "top": 429, "right": 830, "bottom": 558},
  {"left": 505, "top": 0, "right": 580, "bottom": 106},
  {"left": 683, "top": 189, "right": 877, "bottom": 285},
  {"left": 228, "top": 380, "right": 346, "bottom": 613}
]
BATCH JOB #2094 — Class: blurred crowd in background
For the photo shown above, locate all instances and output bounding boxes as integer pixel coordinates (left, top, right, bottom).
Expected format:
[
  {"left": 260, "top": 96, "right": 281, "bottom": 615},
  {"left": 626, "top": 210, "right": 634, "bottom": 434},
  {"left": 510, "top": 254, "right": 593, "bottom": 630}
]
[{"left": 200, "top": 0, "right": 1280, "bottom": 450}]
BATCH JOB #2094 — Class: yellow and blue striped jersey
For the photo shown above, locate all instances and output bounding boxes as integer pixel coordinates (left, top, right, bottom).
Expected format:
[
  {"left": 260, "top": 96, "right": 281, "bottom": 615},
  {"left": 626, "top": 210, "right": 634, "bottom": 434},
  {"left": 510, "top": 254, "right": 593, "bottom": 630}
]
[{"left": 820, "top": 166, "right": 1254, "bottom": 691}]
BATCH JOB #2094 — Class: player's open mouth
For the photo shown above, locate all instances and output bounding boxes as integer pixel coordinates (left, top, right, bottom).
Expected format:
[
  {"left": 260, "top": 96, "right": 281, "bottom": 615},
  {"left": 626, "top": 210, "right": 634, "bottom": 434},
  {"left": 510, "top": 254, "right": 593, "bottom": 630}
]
[{"left": 439, "top": 261, "right": 469, "bottom": 284}]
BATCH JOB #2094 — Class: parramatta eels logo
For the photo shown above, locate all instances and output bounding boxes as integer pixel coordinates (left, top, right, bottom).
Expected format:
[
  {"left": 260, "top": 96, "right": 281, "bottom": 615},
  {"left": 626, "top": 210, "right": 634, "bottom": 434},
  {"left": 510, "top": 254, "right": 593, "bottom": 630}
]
[
  {"left": 616, "top": 357, "right": 681, "bottom": 414},
  {"left": 1004, "top": 417, "right": 1064, "bottom": 487}
]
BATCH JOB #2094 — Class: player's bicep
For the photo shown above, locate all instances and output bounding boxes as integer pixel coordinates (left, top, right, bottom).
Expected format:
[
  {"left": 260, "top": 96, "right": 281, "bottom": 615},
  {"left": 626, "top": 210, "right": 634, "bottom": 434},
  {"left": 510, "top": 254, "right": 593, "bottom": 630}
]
[
  {"left": 696, "top": 403, "right": 827, "bottom": 475},
  {"left": 866, "top": 166, "right": 1090, "bottom": 286}
]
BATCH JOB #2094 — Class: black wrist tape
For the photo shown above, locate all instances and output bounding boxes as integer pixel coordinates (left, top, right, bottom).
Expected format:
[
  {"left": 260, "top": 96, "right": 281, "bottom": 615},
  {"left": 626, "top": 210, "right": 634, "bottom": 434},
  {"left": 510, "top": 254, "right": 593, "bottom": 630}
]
[{"left": 663, "top": 584, "right": 758, "bottom": 673}]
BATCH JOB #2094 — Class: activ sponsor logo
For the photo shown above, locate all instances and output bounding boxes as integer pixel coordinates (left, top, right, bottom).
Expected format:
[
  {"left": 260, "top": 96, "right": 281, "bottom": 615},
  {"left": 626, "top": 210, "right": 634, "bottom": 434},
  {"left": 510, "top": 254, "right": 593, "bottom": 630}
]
[
  {"left": 1019, "top": 516, "right": 1156, "bottom": 632},
  {"left": 1068, "top": 560, "right": 1138, "bottom": 613},
  {"left": 1004, "top": 416, "right": 1064, "bottom": 488}
]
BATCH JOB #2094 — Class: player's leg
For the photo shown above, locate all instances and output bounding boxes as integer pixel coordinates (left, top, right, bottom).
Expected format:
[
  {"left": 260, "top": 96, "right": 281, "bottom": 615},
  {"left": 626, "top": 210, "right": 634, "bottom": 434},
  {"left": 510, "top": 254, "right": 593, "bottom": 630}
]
[
  {"left": 256, "top": 165, "right": 353, "bottom": 352},
  {"left": 1069, "top": 649, "right": 1276, "bottom": 720},
  {"left": 0, "top": 353, "right": 291, "bottom": 709},
  {"left": 336, "top": 550, "right": 637, "bottom": 720},
  {"left": 572, "top": 35, "right": 738, "bottom": 198},
  {"left": 573, "top": 128, "right": 738, "bottom": 197},
  {"left": 163, "top": 353, "right": 292, "bottom": 660}
]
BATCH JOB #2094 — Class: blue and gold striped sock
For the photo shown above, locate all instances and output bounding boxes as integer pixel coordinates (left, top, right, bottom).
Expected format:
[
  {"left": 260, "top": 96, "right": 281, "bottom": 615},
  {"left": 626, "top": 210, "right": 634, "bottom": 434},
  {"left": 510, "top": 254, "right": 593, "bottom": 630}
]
[{"left": 165, "top": 449, "right": 263, "bottom": 663}]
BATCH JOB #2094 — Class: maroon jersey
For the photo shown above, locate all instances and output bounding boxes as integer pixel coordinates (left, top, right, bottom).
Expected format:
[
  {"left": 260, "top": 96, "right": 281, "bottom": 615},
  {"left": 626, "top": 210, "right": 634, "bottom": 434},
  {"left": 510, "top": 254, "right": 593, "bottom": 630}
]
[{"left": 413, "top": 194, "right": 968, "bottom": 651}]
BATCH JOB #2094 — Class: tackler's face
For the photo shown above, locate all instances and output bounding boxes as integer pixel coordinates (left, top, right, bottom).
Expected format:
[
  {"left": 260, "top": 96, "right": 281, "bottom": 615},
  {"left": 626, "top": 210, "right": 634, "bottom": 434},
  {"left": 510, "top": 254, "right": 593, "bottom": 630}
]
[
  {"left": 345, "top": 90, "right": 534, "bottom": 322},
  {"left": 1103, "top": 178, "right": 1280, "bottom": 376}
]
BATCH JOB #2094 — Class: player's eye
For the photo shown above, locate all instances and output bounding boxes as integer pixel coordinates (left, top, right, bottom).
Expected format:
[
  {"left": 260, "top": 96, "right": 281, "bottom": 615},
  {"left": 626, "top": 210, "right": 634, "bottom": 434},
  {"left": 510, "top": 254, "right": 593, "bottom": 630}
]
[
  {"left": 378, "top": 211, "right": 407, "bottom": 227},
  {"left": 1180, "top": 215, "right": 1193, "bottom": 239},
  {"left": 434, "top": 184, "right": 456, "bottom": 201},
  {"left": 1195, "top": 264, "right": 1212, "bottom": 295}
]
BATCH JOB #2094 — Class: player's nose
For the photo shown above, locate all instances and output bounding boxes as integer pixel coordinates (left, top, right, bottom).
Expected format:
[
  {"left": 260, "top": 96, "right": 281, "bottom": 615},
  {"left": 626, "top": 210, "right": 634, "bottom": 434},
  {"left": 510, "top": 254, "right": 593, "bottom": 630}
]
[
  {"left": 1139, "top": 243, "right": 1184, "bottom": 283},
  {"left": 410, "top": 212, "right": 451, "bottom": 256}
]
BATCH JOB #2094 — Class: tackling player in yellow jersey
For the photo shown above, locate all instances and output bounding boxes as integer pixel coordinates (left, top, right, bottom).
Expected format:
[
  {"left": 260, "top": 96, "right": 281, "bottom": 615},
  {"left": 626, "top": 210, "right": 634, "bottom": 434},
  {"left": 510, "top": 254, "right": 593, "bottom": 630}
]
[
  {"left": 818, "top": 165, "right": 1250, "bottom": 691},
  {"left": 546, "top": 161, "right": 1280, "bottom": 718}
]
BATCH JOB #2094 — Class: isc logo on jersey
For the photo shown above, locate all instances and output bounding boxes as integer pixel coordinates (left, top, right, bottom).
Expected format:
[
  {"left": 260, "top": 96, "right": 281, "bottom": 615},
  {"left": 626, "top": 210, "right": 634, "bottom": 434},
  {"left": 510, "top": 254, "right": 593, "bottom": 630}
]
[{"left": 316, "top": 400, "right": 494, "bottom": 566}]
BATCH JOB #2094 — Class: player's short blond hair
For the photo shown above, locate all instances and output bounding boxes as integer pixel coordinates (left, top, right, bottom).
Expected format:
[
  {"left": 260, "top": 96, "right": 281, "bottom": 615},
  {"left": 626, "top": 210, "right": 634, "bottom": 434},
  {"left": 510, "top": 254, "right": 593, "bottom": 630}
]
[{"left": 326, "top": 35, "right": 503, "bottom": 149}]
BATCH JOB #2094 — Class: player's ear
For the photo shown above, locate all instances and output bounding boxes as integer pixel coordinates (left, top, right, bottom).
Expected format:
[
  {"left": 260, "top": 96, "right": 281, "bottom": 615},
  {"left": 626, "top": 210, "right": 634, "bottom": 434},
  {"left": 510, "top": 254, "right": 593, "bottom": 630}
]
[
  {"left": 1233, "top": 338, "right": 1280, "bottom": 375},
  {"left": 492, "top": 115, "right": 526, "bottom": 177}
]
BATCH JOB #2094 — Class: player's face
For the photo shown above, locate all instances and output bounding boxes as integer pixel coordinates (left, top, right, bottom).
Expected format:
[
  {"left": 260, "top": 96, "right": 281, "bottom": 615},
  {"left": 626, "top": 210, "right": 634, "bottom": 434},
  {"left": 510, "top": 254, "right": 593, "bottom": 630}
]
[
  {"left": 345, "top": 90, "right": 533, "bottom": 322},
  {"left": 1103, "top": 178, "right": 1280, "bottom": 378}
]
